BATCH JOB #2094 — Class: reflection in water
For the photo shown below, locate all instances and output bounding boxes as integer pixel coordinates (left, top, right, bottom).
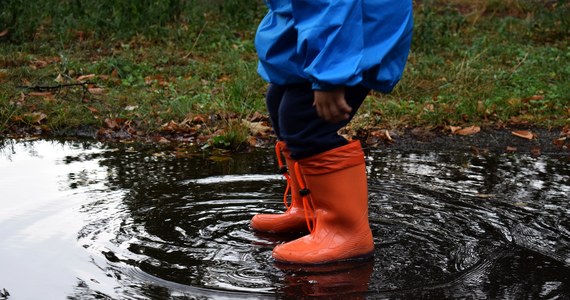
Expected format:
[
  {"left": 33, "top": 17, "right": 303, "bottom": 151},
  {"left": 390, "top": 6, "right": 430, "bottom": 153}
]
[{"left": 0, "top": 139, "right": 569, "bottom": 299}]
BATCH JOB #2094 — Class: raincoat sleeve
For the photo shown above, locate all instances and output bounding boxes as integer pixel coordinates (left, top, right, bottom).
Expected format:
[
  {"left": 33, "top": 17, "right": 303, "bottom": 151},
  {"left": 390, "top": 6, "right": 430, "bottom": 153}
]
[{"left": 291, "top": 0, "right": 365, "bottom": 90}]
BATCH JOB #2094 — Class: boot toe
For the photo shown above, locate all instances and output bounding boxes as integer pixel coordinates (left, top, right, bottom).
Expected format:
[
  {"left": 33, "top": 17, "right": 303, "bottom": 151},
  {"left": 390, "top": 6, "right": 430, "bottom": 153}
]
[{"left": 250, "top": 213, "right": 308, "bottom": 233}]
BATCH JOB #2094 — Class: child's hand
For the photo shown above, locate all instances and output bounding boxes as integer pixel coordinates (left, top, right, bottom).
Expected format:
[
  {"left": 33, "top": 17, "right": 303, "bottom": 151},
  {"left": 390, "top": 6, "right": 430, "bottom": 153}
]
[{"left": 313, "top": 88, "right": 352, "bottom": 123}]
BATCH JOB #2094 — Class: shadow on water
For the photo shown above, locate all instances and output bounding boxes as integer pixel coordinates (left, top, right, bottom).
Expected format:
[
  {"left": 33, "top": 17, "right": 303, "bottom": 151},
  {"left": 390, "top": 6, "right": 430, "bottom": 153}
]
[{"left": 0, "top": 139, "right": 569, "bottom": 299}]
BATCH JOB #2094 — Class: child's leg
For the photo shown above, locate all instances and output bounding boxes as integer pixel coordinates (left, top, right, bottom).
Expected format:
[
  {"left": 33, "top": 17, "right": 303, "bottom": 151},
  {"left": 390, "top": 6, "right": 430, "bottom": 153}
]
[
  {"left": 265, "top": 84, "right": 286, "bottom": 140},
  {"left": 271, "top": 83, "right": 374, "bottom": 264},
  {"left": 250, "top": 84, "right": 308, "bottom": 233},
  {"left": 278, "top": 83, "right": 370, "bottom": 159}
]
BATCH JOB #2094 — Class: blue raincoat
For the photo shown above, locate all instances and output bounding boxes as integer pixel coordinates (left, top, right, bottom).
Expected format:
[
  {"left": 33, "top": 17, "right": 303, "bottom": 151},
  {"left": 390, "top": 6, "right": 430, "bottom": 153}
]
[{"left": 255, "top": 0, "right": 413, "bottom": 93}]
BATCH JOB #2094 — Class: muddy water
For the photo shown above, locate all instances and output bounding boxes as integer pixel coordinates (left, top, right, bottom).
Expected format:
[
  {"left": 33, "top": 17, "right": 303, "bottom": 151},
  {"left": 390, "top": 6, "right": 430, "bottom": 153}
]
[{"left": 0, "top": 139, "right": 569, "bottom": 299}]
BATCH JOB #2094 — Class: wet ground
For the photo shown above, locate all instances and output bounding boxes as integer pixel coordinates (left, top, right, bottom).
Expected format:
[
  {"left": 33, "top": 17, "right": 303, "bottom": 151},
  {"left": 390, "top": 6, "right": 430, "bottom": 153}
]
[{"left": 0, "top": 138, "right": 569, "bottom": 299}]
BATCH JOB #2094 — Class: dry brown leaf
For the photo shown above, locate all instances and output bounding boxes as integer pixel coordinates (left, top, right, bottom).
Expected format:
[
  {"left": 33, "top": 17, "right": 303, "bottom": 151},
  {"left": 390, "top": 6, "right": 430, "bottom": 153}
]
[
  {"left": 87, "top": 106, "right": 99, "bottom": 114},
  {"left": 160, "top": 120, "right": 180, "bottom": 132},
  {"left": 449, "top": 126, "right": 461, "bottom": 134},
  {"left": 88, "top": 87, "right": 105, "bottom": 95},
  {"left": 456, "top": 126, "right": 481, "bottom": 136},
  {"left": 193, "top": 115, "right": 206, "bottom": 124},
  {"left": 30, "top": 60, "right": 48, "bottom": 69},
  {"left": 522, "top": 95, "right": 544, "bottom": 102},
  {"left": 247, "top": 136, "right": 259, "bottom": 147},
  {"left": 111, "top": 69, "right": 119, "bottom": 79},
  {"left": 371, "top": 129, "right": 394, "bottom": 142},
  {"left": 55, "top": 73, "right": 65, "bottom": 83},
  {"left": 157, "top": 137, "right": 170, "bottom": 144},
  {"left": 28, "top": 92, "right": 53, "bottom": 97},
  {"left": 506, "top": 146, "right": 517, "bottom": 153},
  {"left": 512, "top": 130, "right": 534, "bottom": 140},
  {"left": 243, "top": 120, "right": 271, "bottom": 136},
  {"left": 24, "top": 112, "right": 47, "bottom": 124},
  {"left": 561, "top": 126, "right": 570, "bottom": 138},
  {"left": 249, "top": 111, "right": 266, "bottom": 122},
  {"left": 0, "top": 29, "right": 9, "bottom": 37},
  {"left": 77, "top": 74, "right": 96, "bottom": 81},
  {"left": 104, "top": 118, "right": 120, "bottom": 129}
]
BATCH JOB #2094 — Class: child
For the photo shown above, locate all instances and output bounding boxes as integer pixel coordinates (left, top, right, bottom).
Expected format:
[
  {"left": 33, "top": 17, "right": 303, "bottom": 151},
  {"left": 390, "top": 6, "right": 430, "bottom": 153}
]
[{"left": 251, "top": 0, "right": 414, "bottom": 264}]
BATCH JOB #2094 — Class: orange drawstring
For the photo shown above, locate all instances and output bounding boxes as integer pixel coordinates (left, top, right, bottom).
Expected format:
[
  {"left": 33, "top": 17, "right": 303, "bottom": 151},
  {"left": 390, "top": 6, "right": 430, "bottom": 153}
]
[
  {"left": 275, "top": 142, "right": 292, "bottom": 210},
  {"left": 294, "top": 162, "right": 316, "bottom": 233}
]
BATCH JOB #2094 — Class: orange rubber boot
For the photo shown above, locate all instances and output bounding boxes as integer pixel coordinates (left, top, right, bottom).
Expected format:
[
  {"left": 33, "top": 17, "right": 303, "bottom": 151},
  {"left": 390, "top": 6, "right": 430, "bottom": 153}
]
[
  {"left": 272, "top": 140, "right": 374, "bottom": 264},
  {"left": 250, "top": 141, "right": 308, "bottom": 233}
]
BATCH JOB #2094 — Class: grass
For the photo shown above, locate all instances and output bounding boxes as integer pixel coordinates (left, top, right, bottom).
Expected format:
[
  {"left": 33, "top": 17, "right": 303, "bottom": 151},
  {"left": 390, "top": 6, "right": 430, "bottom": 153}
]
[{"left": 0, "top": 0, "right": 568, "bottom": 147}]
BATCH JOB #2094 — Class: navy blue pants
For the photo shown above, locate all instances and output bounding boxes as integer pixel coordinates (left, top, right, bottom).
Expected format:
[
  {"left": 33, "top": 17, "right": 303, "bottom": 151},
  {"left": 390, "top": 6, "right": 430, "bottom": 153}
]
[{"left": 265, "top": 83, "right": 370, "bottom": 160}]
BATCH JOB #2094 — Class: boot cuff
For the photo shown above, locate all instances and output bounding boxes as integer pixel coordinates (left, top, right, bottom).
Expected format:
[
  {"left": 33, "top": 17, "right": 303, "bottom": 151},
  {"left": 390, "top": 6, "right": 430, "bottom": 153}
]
[{"left": 298, "top": 140, "right": 365, "bottom": 175}]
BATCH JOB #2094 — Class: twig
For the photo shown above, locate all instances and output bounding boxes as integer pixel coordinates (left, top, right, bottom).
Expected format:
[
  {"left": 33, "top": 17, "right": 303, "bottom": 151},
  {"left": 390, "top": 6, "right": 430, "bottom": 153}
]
[
  {"left": 16, "top": 82, "right": 92, "bottom": 92},
  {"left": 184, "top": 21, "right": 208, "bottom": 59}
]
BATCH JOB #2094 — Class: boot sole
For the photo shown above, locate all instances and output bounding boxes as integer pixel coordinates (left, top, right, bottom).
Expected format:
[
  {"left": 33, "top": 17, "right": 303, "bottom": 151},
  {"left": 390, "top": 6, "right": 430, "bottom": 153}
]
[{"left": 273, "top": 250, "right": 375, "bottom": 269}]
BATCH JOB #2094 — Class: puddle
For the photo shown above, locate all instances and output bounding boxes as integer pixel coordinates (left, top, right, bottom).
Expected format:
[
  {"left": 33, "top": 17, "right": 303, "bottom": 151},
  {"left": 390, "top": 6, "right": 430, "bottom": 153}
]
[{"left": 0, "top": 139, "right": 569, "bottom": 299}]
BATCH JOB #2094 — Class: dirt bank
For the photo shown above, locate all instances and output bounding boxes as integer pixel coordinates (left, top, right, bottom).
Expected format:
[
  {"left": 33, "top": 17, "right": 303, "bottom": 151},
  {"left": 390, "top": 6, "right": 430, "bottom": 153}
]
[{"left": 374, "top": 126, "right": 569, "bottom": 157}]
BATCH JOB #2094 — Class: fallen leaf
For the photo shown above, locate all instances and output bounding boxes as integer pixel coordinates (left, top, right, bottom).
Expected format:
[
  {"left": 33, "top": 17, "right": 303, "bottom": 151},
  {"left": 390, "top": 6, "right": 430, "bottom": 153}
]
[
  {"left": 87, "top": 106, "right": 99, "bottom": 113},
  {"left": 243, "top": 120, "right": 271, "bottom": 136},
  {"left": 247, "top": 136, "right": 259, "bottom": 147},
  {"left": 111, "top": 69, "right": 119, "bottom": 79},
  {"left": 0, "top": 28, "right": 9, "bottom": 37},
  {"left": 371, "top": 129, "right": 394, "bottom": 142},
  {"left": 157, "top": 137, "right": 170, "bottom": 144},
  {"left": 24, "top": 112, "right": 47, "bottom": 124},
  {"left": 456, "top": 126, "right": 481, "bottom": 136},
  {"left": 512, "top": 130, "right": 534, "bottom": 140},
  {"left": 30, "top": 60, "right": 48, "bottom": 69},
  {"left": 561, "top": 126, "right": 570, "bottom": 138},
  {"left": 77, "top": 74, "right": 96, "bottom": 82},
  {"left": 97, "top": 128, "right": 111, "bottom": 136},
  {"left": 193, "top": 115, "right": 206, "bottom": 124},
  {"left": 522, "top": 95, "right": 544, "bottom": 102},
  {"left": 11, "top": 115, "right": 24, "bottom": 122},
  {"left": 55, "top": 73, "right": 65, "bottom": 83},
  {"left": 217, "top": 75, "right": 231, "bottom": 83},
  {"left": 104, "top": 118, "right": 120, "bottom": 129},
  {"left": 249, "top": 111, "right": 266, "bottom": 122},
  {"left": 28, "top": 92, "right": 53, "bottom": 97},
  {"left": 449, "top": 126, "right": 461, "bottom": 134},
  {"left": 88, "top": 87, "right": 105, "bottom": 95},
  {"left": 160, "top": 120, "right": 180, "bottom": 132}
]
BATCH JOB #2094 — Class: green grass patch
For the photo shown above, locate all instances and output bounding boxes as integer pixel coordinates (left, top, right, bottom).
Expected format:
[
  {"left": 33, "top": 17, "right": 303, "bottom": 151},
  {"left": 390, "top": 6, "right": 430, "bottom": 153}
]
[
  {"left": 369, "top": 0, "right": 569, "bottom": 128},
  {"left": 0, "top": 0, "right": 568, "bottom": 147}
]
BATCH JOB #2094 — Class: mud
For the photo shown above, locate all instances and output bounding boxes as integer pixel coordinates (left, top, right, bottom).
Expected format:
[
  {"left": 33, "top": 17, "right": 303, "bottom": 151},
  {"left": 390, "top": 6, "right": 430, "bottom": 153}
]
[{"left": 377, "top": 126, "right": 569, "bottom": 157}]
